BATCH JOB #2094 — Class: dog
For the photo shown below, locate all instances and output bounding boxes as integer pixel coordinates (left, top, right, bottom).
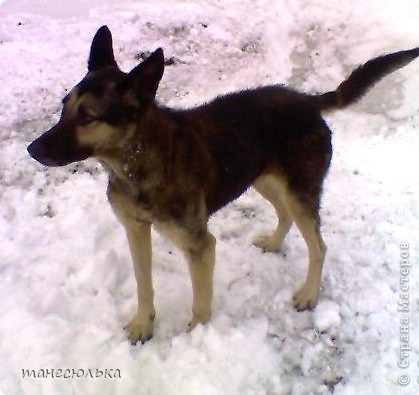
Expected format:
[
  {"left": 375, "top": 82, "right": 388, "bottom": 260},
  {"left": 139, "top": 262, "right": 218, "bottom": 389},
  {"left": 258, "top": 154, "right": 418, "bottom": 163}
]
[{"left": 27, "top": 25, "right": 419, "bottom": 344}]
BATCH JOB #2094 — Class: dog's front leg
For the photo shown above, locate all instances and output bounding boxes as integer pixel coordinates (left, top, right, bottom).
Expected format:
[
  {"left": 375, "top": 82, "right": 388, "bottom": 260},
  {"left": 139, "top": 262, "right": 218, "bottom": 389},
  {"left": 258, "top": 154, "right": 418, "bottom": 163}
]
[
  {"left": 184, "top": 232, "right": 216, "bottom": 331},
  {"left": 123, "top": 221, "right": 155, "bottom": 344}
]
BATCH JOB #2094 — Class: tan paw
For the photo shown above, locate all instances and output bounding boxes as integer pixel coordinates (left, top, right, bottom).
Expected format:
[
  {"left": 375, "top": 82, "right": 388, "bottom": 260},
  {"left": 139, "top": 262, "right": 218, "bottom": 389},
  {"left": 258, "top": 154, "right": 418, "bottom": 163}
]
[
  {"left": 253, "top": 235, "right": 282, "bottom": 252},
  {"left": 293, "top": 283, "right": 319, "bottom": 311},
  {"left": 124, "top": 313, "right": 155, "bottom": 344},
  {"left": 186, "top": 311, "right": 211, "bottom": 333}
]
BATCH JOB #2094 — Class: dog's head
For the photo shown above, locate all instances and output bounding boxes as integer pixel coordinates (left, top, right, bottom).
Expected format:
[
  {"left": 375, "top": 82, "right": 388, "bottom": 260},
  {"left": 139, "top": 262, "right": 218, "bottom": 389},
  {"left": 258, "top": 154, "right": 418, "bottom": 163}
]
[{"left": 27, "top": 26, "right": 165, "bottom": 166}]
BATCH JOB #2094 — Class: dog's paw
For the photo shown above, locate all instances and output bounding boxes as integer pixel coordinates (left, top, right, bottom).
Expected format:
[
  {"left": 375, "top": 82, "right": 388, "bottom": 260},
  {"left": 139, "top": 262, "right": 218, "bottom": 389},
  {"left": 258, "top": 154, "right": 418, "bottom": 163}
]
[
  {"left": 293, "top": 283, "right": 319, "bottom": 311},
  {"left": 186, "top": 312, "right": 211, "bottom": 333},
  {"left": 252, "top": 235, "right": 282, "bottom": 253},
  {"left": 124, "top": 313, "right": 154, "bottom": 345}
]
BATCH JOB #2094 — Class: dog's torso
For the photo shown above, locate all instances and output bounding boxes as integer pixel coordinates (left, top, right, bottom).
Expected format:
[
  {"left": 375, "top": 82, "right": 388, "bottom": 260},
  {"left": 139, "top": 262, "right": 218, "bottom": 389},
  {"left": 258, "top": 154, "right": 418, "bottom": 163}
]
[{"left": 105, "top": 85, "right": 332, "bottom": 233}]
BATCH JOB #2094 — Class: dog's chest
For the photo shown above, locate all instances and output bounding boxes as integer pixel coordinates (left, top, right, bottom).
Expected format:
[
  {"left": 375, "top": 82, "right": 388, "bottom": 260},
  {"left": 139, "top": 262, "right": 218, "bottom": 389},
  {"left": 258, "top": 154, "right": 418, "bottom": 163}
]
[
  {"left": 106, "top": 177, "right": 153, "bottom": 223},
  {"left": 105, "top": 170, "right": 198, "bottom": 226}
]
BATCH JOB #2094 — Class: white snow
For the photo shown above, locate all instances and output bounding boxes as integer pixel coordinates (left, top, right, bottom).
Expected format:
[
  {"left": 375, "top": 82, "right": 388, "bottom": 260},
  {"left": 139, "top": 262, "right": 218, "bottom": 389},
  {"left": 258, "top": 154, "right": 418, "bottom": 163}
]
[
  {"left": 1, "top": 0, "right": 419, "bottom": 394},
  {"left": 313, "top": 300, "right": 341, "bottom": 333}
]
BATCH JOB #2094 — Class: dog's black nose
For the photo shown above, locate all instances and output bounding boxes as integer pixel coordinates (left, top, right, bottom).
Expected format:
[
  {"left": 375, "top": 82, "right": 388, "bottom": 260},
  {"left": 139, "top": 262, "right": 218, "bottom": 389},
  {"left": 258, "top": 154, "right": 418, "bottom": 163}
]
[
  {"left": 27, "top": 140, "right": 43, "bottom": 161},
  {"left": 27, "top": 140, "right": 37, "bottom": 158},
  {"left": 27, "top": 139, "right": 57, "bottom": 166}
]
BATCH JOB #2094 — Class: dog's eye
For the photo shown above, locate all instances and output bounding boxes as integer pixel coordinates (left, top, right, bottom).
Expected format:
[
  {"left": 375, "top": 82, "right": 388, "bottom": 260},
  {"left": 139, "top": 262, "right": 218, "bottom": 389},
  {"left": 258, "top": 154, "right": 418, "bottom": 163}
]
[{"left": 78, "top": 106, "right": 97, "bottom": 125}]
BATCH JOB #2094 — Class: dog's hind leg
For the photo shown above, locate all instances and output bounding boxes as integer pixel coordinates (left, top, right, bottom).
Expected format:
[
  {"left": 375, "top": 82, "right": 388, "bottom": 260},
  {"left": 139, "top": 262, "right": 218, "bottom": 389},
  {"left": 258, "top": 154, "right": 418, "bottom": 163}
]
[
  {"left": 252, "top": 175, "right": 292, "bottom": 252},
  {"left": 284, "top": 191, "right": 327, "bottom": 310}
]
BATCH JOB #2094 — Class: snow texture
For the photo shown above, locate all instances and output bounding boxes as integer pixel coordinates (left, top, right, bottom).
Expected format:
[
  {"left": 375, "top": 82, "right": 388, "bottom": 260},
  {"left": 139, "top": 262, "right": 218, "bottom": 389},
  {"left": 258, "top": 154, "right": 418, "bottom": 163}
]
[{"left": 1, "top": 0, "right": 419, "bottom": 394}]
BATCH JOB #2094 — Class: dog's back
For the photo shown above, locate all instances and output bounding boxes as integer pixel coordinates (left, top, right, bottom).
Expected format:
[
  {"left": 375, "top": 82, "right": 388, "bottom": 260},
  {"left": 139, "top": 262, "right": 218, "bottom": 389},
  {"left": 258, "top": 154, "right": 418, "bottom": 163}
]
[{"left": 176, "top": 86, "right": 330, "bottom": 214}]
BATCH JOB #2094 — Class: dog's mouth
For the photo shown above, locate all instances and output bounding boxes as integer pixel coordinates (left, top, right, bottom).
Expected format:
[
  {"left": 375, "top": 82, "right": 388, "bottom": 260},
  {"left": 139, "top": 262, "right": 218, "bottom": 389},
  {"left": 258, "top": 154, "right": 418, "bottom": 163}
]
[
  {"left": 27, "top": 125, "right": 93, "bottom": 167},
  {"left": 27, "top": 141, "right": 63, "bottom": 166}
]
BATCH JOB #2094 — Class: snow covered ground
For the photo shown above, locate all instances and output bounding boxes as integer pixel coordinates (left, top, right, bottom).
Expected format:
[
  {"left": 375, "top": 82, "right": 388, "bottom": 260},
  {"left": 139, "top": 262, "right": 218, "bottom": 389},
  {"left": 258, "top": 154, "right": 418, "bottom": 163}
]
[{"left": 1, "top": 0, "right": 419, "bottom": 394}]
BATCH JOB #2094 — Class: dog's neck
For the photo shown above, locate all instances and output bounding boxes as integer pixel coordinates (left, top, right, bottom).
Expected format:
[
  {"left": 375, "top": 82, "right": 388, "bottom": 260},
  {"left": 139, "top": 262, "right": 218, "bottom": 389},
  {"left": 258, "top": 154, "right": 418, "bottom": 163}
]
[{"left": 98, "top": 105, "right": 179, "bottom": 189}]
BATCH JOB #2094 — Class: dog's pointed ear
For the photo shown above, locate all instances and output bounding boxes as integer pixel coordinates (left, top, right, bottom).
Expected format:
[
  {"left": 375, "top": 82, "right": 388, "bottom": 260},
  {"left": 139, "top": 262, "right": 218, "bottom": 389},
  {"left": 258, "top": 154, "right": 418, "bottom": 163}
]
[
  {"left": 88, "top": 26, "right": 117, "bottom": 72},
  {"left": 117, "top": 48, "right": 165, "bottom": 103}
]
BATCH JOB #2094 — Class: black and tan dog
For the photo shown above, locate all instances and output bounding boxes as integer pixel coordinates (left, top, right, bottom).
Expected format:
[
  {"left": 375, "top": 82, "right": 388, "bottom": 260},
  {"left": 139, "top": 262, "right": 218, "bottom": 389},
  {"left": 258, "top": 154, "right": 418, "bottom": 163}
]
[{"left": 27, "top": 26, "right": 418, "bottom": 343}]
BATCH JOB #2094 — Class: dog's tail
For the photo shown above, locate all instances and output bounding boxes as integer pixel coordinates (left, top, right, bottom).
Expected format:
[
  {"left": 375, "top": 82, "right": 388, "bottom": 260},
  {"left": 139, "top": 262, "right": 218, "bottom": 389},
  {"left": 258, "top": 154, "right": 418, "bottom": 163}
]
[{"left": 315, "top": 47, "right": 419, "bottom": 111}]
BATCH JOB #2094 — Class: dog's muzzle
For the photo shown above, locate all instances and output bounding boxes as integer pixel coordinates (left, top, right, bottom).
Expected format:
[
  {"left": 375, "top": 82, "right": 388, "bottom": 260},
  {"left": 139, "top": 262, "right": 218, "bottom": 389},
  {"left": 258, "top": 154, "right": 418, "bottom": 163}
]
[{"left": 27, "top": 123, "right": 93, "bottom": 167}]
